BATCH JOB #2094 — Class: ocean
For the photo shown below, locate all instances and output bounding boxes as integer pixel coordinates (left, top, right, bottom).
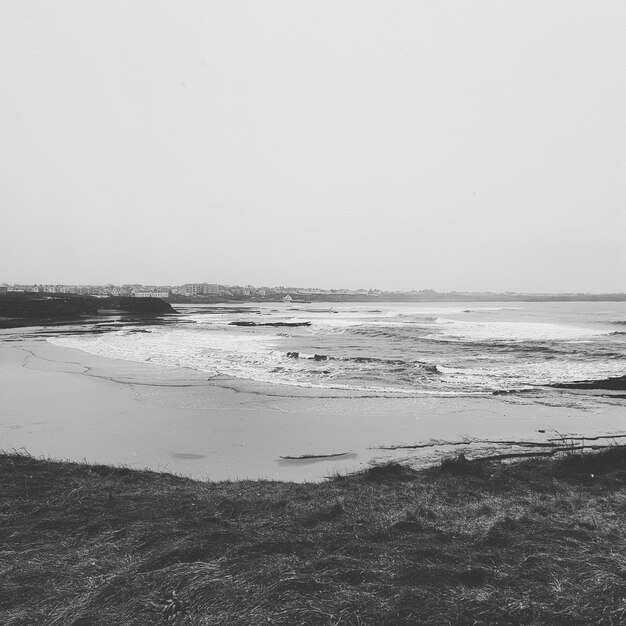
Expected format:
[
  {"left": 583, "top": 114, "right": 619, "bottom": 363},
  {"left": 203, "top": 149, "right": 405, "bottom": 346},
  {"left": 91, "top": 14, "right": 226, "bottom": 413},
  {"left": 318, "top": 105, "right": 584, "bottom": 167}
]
[{"left": 48, "top": 301, "right": 626, "bottom": 405}]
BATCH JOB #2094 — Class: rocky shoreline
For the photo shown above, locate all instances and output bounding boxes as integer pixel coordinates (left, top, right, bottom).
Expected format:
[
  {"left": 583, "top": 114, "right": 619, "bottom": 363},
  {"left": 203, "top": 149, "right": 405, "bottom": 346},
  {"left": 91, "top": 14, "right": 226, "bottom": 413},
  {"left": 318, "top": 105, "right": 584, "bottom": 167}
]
[{"left": 0, "top": 293, "right": 174, "bottom": 328}]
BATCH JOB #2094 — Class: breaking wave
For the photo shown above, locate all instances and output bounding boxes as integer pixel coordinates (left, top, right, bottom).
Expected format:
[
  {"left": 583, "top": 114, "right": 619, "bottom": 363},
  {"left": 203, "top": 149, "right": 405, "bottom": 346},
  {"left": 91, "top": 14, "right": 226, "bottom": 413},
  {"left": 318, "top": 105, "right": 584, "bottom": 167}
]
[{"left": 47, "top": 301, "right": 626, "bottom": 399}]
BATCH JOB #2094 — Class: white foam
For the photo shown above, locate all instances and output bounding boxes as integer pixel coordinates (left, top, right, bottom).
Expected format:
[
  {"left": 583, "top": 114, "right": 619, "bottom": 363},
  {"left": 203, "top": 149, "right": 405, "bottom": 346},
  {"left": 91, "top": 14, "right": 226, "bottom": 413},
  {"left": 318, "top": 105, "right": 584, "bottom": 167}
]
[
  {"left": 428, "top": 319, "right": 610, "bottom": 342},
  {"left": 49, "top": 327, "right": 281, "bottom": 378},
  {"left": 436, "top": 364, "right": 465, "bottom": 374},
  {"left": 433, "top": 358, "right": 626, "bottom": 391},
  {"left": 46, "top": 303, "right": 626, "bottom": 397}
]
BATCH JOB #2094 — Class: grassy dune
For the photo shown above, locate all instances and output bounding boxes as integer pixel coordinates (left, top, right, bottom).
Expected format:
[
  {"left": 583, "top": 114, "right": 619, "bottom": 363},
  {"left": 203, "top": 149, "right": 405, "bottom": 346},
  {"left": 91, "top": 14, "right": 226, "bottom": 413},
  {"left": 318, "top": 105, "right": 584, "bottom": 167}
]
[{"left": 3, "top": 449, "right": 626, "bottom": 625}]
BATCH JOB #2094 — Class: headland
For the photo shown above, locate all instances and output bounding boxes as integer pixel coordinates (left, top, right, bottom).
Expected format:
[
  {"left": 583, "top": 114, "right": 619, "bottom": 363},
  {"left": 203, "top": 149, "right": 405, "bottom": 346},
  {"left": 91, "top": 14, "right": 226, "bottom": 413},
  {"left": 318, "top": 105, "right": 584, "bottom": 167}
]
[{"left": 0, "top": 293, "right": 174, "bottom": 329}]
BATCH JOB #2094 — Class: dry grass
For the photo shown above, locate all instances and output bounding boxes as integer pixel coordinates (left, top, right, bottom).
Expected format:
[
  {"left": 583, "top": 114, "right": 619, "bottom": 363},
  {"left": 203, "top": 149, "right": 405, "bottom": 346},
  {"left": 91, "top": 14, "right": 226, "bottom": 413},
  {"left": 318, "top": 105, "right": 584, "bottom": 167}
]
[{"left": 3, "top": 448, "right": 626, "bottom": 624}]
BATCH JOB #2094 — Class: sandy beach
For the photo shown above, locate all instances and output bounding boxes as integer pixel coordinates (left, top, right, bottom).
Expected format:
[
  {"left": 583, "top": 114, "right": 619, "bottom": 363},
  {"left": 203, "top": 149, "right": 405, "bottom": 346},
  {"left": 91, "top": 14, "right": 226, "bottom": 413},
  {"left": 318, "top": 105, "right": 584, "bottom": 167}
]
[{"left": 0, "top": 334, "right": 624, "bottom": 482}]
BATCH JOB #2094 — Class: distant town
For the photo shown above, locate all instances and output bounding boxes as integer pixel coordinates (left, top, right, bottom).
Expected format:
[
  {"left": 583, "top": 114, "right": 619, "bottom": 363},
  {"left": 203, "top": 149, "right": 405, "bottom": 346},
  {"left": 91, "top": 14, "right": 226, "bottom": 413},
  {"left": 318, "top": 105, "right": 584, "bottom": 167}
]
[{"left": 1, "top": 282, "right": 625, "bottom": 302}]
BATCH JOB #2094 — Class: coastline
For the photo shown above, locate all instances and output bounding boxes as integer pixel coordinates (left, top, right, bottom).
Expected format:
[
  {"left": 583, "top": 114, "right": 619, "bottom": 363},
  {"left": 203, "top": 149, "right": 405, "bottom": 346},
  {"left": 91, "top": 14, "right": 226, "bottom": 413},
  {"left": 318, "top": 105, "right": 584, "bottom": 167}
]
[{"left": 2, "top": 333, "right": 625, "bottom": 482}]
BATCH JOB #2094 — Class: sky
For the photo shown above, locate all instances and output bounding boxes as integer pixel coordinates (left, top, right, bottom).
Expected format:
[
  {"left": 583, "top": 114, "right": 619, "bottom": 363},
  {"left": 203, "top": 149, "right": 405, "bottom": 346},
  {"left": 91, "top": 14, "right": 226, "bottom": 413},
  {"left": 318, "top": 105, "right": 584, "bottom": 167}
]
[{"left": 1, "top": 1, "right": 625, "bottom": 292}]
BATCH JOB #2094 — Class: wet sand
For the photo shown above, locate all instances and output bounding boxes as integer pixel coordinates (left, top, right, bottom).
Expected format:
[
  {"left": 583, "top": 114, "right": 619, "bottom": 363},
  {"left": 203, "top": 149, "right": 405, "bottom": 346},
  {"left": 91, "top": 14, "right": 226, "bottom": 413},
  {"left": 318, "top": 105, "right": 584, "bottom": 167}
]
[{"left": 1, "top": 336, "right": 625, "bottom": 482}]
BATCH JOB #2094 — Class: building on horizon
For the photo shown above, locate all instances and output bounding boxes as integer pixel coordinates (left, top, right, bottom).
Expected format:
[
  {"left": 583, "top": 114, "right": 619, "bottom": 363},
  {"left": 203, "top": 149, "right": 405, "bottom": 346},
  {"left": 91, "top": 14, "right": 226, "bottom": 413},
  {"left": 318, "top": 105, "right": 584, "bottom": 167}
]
[{"left": 131, "top": 290, "right": 169, "bottom": 298}]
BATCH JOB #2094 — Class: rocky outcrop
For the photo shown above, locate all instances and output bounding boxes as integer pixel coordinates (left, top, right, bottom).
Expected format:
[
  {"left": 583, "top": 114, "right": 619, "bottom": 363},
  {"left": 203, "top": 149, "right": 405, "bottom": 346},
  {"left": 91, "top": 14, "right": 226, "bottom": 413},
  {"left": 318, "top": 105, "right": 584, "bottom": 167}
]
[
  {"left": 0, "top": 294, "right": 174, "bottom": 328},
  {"left": 229, "top": 321, "right": 311, "bottom": 327}
]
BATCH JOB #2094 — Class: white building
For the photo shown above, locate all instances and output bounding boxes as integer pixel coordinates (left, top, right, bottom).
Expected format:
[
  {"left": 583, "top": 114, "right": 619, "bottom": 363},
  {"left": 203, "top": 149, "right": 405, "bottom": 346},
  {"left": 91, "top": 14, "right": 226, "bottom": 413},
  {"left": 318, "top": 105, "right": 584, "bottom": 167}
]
[
  {"left": 181, "top": 284, "right": 200, "bottom": 297},
  {"left": 203, "top": 283, "right": 220, "bottom": 295},
  {"left": 131, "top": 291, "right": 169, "bottom": 298}
]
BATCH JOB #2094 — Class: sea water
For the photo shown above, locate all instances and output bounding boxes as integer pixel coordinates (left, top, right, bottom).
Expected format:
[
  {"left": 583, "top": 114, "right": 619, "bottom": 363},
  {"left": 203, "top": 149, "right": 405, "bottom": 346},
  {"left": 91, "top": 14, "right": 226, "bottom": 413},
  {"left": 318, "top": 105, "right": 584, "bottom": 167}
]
[{"left": 48, "top": 301, "right": 626, "bottom": 404}]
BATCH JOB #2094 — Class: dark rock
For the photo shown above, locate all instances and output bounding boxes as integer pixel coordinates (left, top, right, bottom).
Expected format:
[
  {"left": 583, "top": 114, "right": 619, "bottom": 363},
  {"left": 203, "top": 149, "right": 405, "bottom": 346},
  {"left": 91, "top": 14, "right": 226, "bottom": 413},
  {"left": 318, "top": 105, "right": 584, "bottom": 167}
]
[
  {"left": 229, "top": 321, "right": 311, "bottom": 327},
  {"left": 0, "top": 294, "right": 174, "bottom": 328}
]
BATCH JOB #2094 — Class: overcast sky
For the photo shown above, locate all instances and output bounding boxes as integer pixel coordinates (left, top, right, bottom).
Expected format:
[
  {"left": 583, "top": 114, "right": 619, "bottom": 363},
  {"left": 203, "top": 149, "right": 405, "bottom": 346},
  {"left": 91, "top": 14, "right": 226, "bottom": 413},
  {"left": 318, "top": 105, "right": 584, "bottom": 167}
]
[{"left": 1, "top": 1, "right": 624, "bottom": 292}]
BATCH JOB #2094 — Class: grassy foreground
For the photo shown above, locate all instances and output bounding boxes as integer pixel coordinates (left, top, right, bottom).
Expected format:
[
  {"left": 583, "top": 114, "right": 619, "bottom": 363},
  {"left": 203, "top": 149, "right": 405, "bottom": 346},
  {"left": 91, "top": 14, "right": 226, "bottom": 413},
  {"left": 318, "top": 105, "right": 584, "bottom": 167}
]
[{"left": 3, "top": 450, "right": 626, "bottom": 625}]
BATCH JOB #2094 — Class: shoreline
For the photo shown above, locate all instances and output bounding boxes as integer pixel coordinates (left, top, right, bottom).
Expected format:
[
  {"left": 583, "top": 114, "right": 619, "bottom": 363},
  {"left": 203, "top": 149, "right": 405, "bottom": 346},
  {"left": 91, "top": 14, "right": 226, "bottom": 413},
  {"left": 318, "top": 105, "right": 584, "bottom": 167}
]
[{"left": 2, "top": 332, "right": 626, "bottom": 482}]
